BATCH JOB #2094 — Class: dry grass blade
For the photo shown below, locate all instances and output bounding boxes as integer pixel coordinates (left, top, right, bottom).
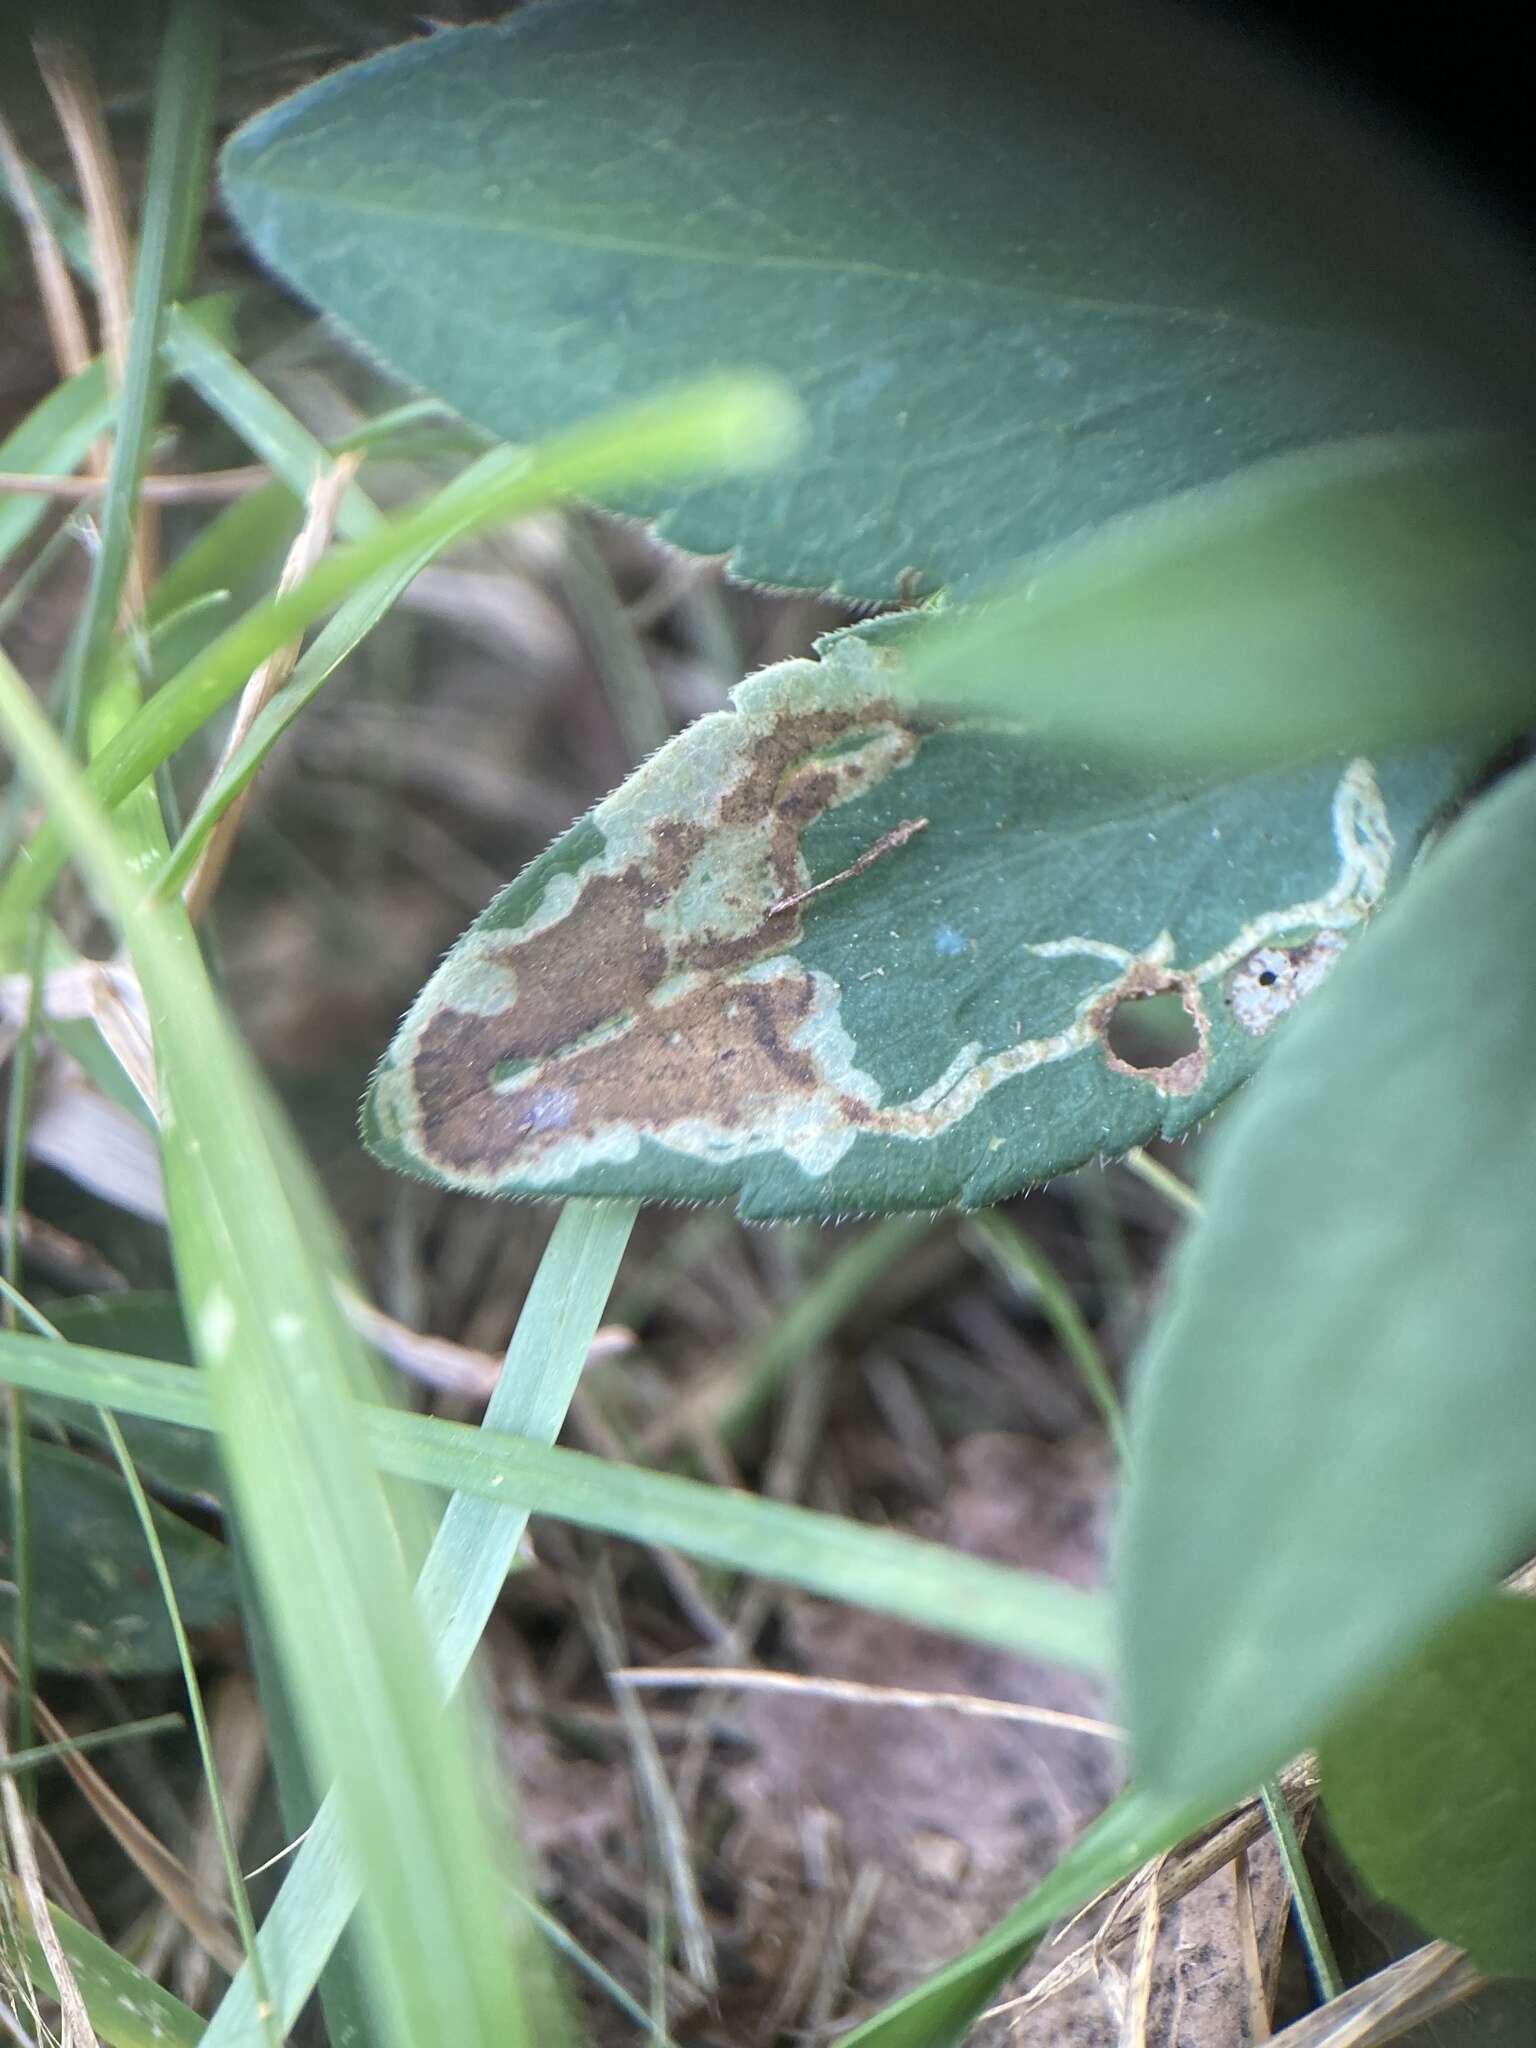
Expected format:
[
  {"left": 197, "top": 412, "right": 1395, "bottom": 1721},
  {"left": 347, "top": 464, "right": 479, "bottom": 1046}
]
[
  {"left": 0, "top": 959, "right": 155, "bottom": 1110},
  {"left": 0, "top": 467, "right": 270, "bottom": 502},
  {"left": 0, "top": 1645, "right": 242, "bottom": 1974},
  {"left": 35, "top": 42, "right": 133, "bottom": 376},
  {"left": 1268, "top": 1941, "right": 1485, "bottom": 2047},
  {"left": 1232, "top": 1846, "right": 1273, "bottom": 2040},
  {"left": 585, "top": 1564, "right": 718, "bottom": 1995},
  {"left": 984, "top": 1758, "right": 1319, "bottom": 2023},
  {"left": 1116, "top": 1866, "right": 1160, "bottom": 2048},
  {"left": 35, "top": 37, "right": 155, "bottom": 600},
  {"left": 183, "top": 452, "right": 360, "bottom": 922},
  {"left": 0, "top": 112, "right": 92, "bottom": 376},
  {"left": 613, "top": 1667, "right": 1122, "bottom": 1739},
  {"left": 0, "top": 1710, "right": 95, "bottom": 2048}
]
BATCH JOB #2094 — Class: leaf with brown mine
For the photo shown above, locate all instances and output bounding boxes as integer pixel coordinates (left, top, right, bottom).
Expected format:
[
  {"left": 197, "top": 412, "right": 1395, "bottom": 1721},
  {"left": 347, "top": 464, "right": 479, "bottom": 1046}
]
[{"left": 364, "top": 622, "right": 1480, "bottom": 1219}]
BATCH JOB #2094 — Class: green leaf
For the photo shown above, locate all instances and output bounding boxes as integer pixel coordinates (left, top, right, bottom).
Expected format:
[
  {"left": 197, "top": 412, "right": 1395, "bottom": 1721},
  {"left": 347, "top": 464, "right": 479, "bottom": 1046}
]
[
  {"left": 1119, "top": 759, "right": 1536, "bottom": 1806},
  {"left": 904, "top": 432, "right": 1536, "bottom": 760},
  {"left": 0, "top": 1438, "right": 233, "bottom": 1673},
  {"left": 31, "top": 1294, "right": 223, "bottom": 1503},
  {"left": 218, "top": 0, "right": 1485, "bottom": 600},
  {"left": 364, "top": 619, "right": 1474, "bottom": 1218},
  {"left": 1321, "top": 1595, "right": 1536, "bottom": 1978}
]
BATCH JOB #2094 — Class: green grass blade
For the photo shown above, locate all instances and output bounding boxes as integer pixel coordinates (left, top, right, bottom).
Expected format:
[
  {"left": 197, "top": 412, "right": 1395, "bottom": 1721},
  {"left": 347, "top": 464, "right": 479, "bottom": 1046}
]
[
  {"left": 0, "top": 358, "right": 114, "bottom": 567},
  {"left": 203, "top": 1198, "right": 637, "bottom": 2046},
  {"left": 0, "top": 1328, "right": 1112, "bottom": 1672},
  {"left": 0, "top": 651, "right": 548, "bottom": 2048},
  {"left": 2, "top": 1712, "right": 184, "bottom": 1776},
  {"left": 160, "top": 304, "right": 384, "bottom": 537},
  {"left": 0, "top": 373, "right": 799, "bottom": 949},
  {"left": 12, "top": 1892, "right": 206, "bottom": 2048},
  {"left": 905, "top": 432, "right": 1536, "bottom": 761},
  {"left": 153, "top": 448, "right": 517, "bottom": 898},
  {"left": 964, "top": 1211, "right": 1128, "bottom": 1461},
  {"left": 57, "top": 0, "right": 219, "bottom": 740},
  {"left": 719, "top": 1214, "right": 932, "bottom": 1445}
]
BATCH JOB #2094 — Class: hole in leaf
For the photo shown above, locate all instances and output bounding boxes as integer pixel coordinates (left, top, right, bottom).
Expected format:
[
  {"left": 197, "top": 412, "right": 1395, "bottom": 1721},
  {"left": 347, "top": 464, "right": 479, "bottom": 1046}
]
[{"left": 1103, "top": 991, "right": 1201, "bottom": 1071}]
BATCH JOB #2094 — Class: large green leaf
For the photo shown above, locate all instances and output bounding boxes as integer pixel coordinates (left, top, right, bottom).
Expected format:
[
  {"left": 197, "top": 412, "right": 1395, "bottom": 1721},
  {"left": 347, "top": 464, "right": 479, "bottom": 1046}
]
[
  {"left": 1321, "top": 1596, "right": 1536, "bottom": 1978},
  {"left": 1119, "top": 759, "right": 1536, "bottom": 1805},
  {"left": 218, "top": 0, "right": 1489, "bottom": 599},
  {"left": 364, "top": 621, "right": 1474, "bottom": 1218},
  {"left": 1, "top": 1438, "right": 233, "bottom": 1673}
]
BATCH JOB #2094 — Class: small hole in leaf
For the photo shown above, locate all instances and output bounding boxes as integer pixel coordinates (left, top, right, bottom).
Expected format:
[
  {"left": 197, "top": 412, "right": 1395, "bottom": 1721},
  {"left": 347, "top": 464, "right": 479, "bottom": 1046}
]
[
  {"left": 1257, "top": 968, "right": 1279, "bottom": 987},
  {"left": 1104, "top": 991, "right": 1200, "bottom": 1070}
]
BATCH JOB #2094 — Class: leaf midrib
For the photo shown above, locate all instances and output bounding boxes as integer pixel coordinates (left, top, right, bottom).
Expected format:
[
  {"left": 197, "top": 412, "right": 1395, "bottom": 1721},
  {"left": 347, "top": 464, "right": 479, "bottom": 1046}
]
[{"left": 230, "top": 173, "right": 1367, "bottom": 346}]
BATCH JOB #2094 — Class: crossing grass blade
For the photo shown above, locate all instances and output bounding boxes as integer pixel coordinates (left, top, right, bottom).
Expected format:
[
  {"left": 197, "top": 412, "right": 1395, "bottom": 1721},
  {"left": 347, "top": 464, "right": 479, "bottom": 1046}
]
[{"left": 0, "top": 1325, "right": 1111, "bottom": 1671}]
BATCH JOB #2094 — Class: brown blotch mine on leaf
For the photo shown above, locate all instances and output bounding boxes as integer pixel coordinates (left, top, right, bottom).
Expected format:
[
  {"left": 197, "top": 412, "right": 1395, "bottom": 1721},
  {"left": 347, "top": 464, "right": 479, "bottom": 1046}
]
[{"left": 408, "top": 700, "right": 917, "bottom": 1174}]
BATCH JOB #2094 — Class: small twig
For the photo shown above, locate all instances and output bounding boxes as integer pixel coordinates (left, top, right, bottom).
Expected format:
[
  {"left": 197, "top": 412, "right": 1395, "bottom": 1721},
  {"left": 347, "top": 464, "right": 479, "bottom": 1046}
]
[
  {"left": 182, "top": 453, "right": 359, "bottom": 923},
  {"left": 767, "top": 816, "right": 928, "bottom": 917},
  {"left": 0, "top": 465, "right": 272, "bottom": 503},
  {"left": 612, "top": 1666, "right": 1122, "bottom": 1739}
]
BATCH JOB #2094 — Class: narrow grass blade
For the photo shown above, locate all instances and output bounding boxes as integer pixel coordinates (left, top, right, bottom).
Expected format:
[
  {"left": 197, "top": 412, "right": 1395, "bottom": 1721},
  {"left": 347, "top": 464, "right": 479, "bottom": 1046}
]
[
  {"left": 0, "top": 652, "right": 547, "bottom": 2048},
  {"left": 202, "top": 1198, "right": 637, "bottom": 2045},
  {"left": 153, "top": 448, "right": 518, "bottom": 898},
  {"left": 965, "top": 1210, "right": 1128, "bottom": 1460},
  {"left": 57, "top": 0, "right": 219, "bottom": 736},
  {"left": 0, "top": 1329, "right": 1112, "bottom": 1673},
  {"left": 160, "top": 305, "right": 383, "bottom": 538},
  {"left": 2, "top": 1712, "right": 184, "bottom": 1776},
  {"left": 906, "top": 432, "right": 1536, "bottom": 761},
  {"left": 0, "top": 357, "right": 114, "bottom": 567}
]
